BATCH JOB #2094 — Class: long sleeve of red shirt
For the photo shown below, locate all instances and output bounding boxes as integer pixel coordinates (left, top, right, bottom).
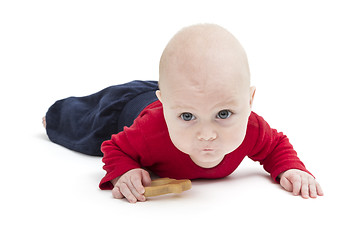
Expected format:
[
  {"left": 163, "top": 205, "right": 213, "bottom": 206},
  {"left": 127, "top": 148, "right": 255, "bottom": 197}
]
[{"left": 99, "top": 101, "right": 311, "bottom": 190}]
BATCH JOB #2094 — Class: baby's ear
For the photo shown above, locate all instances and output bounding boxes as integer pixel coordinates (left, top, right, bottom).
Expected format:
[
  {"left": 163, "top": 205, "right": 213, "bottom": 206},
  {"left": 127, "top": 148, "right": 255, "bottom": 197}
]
[
  {"left": 156, "top": 90, "right": 163, "bottom": 102},
  {"left": 249, "top": 86, "right": 256, "bottom": 108}
]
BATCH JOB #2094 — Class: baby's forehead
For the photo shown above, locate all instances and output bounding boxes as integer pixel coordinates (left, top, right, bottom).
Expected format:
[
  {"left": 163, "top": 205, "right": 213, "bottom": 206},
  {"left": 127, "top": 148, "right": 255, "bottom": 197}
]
[
  {"left": 166, "top": 79, "right": 247, "bottom": 107},
  {"left": 166, "top": 70, "right": 248, "bottom": 94},
  {"left": 159, "top": 24, "right": 250, "bottom": 92}
]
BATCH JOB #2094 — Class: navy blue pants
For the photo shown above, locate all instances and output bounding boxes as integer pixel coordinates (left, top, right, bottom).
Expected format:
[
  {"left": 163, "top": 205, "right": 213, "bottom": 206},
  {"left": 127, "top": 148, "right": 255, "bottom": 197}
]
[{"left": 45, "top": 80, "right": 159, "bottom": 156}]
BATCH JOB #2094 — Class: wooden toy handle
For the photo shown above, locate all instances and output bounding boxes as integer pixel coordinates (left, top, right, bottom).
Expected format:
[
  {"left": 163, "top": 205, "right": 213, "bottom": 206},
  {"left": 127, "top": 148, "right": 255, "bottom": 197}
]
[{"left": 144, "top": 178, "right": 192, "bottom": 197}]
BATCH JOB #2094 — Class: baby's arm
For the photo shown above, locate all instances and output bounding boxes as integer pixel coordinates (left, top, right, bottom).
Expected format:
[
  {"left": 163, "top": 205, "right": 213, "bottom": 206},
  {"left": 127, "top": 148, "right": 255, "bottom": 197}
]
[
  {"left": 111, "top": 168, "right": 152, "bottom": 203},
  {"left": 246, "top": 113, "right": 323, "bottom": 198},
  {"left": 99, "top": 129, "right": 146, "bottom": 190},
  {"left": 278, "top": 169, "right": 324, "bottom": 199}
]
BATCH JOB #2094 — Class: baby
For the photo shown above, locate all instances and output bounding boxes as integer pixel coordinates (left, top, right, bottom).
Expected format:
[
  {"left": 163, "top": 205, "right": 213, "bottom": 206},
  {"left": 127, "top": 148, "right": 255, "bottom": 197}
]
[{"left": 44, "top": 24, "right": 323, "bottom": 203}]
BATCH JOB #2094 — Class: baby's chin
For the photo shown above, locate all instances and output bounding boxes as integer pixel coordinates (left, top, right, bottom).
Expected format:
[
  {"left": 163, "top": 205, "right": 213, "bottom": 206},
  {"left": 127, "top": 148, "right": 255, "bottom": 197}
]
[{"left": 189, "top": 154, "right": 225, "bottom": 168}]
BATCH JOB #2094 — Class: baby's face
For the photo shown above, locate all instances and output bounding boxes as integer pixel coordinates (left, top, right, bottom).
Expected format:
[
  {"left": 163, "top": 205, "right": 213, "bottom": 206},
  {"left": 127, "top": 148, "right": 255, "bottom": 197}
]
[
  {"left": 157, "top": 75, "right": 254, "bottom": 168},
  {"left": 157, "top": 24, "right": 254, "bottom": 168}
]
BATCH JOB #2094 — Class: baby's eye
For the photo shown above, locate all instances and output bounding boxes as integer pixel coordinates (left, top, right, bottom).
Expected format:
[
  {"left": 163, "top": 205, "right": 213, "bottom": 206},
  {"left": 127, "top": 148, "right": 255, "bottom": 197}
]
[
  {"left": 216, "top": 110, "right": 232, "bottom": 119},
  {"left": 180, "top": 112, "right": 196, "bottom": 121}
]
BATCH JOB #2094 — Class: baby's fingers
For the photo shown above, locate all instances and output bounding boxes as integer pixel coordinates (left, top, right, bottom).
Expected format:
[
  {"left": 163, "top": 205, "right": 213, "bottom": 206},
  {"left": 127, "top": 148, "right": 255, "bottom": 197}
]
[
  {"left": 131, "top": 174, "right": 146, "bottom": 196},
  {"left": 291, "top": 175, "right": 302, "bottom": 196},
  {"left": 120, "top": 182, "right": 138, "bottom": 203},
  {"left": 302, "top": 178, "right": 324, "bottom": 199},
  {"left": 309, "top": 181, "right": 324, "bottom": 198},
  {"left": 112, "top": 186, "right": 124, "bottom": 199},
  {"left": 309, "top": 182, "right": 318, "bottom": 198},
  {"left": 300, "top": 179, "right": 309, "bottom": 199},
  {"left": 280, "top": 177, "right": 293, "bottom": 192},
  {"left": 125, "top": 179, "right": 147, "bottom": 202},
  {"left": 316, "top": 182, "right": 324, "bottom": 196},
  {"left": 279, "top": 169, "right": 323, "bottom": 199}
]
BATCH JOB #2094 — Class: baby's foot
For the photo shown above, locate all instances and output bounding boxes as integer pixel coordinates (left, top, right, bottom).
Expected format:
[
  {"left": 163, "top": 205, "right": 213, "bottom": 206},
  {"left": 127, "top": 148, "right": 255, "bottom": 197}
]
[{"left": 42, "top": 117, "right": 46, "bottom": 128}]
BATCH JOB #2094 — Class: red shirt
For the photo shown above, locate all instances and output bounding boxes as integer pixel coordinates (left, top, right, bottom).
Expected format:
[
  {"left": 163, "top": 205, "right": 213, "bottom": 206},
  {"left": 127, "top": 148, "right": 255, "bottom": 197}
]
[{"left": 99, "top": 100, "right": 311, "bottom": 190}]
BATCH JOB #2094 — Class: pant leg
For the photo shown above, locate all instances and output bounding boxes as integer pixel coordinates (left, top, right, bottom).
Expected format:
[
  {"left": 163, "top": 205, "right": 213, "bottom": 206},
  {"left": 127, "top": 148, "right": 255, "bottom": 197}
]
[{"left": 45, "top": 80, "right": 158, "bottom": 156}]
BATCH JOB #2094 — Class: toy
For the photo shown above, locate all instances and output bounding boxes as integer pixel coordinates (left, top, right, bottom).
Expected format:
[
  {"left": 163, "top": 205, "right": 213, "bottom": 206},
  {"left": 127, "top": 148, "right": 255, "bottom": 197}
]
[{"left": 144, "top": 178, "right": 192, "bottom": 197}]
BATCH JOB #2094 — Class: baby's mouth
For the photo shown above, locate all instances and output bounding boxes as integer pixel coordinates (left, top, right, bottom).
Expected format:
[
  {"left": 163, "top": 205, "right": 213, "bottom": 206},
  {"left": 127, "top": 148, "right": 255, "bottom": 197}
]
[
  {"left": 200, "top": 146, "right": 217, "bottom": 153},
  {"left": 202, "top": 148, "right": 214, "bottom": 152}
]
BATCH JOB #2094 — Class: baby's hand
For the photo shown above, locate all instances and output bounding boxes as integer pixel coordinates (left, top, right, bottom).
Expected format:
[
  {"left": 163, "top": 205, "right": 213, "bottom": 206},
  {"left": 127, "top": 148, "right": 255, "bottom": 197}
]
[
  {"left": 278, "top": 169, "right": 324, "bottom": 199},
  {"left": 111, "top": 168, "right": 152, "bottom": 203}
]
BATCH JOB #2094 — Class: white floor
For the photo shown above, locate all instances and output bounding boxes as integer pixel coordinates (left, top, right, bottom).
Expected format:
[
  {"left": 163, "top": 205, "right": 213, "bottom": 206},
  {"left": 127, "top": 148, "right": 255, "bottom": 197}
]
[
  {"left": 2, "top": 129, "right": 353, "bottom": 240},
  {"left": 1, "top": 1, "right": 353, "bottom": 239}
]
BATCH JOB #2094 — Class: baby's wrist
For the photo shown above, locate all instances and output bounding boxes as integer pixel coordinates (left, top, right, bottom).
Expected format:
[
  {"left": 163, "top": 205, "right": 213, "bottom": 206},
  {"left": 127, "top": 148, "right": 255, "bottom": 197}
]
[
  {"left": 110, "top": 176, "right": 120, "bottom": 186},
  {"left": 277, "top": 171, "right": 285, "bottom": 180}
]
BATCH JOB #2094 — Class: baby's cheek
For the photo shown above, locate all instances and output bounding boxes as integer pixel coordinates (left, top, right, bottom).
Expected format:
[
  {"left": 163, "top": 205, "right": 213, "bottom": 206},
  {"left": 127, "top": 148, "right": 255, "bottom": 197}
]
[
  {"left": 224, "top": 126, "right": 246, "bottom": 151},
  {"left": 169, "top": 130, "right": 193, "bottom": 154}
]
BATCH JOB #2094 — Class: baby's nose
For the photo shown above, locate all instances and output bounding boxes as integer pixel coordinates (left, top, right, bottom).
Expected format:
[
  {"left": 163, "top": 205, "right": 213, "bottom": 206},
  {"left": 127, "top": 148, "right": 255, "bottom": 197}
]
[{"left": 197, "top": 127, "right": 217, "bottom": 141}]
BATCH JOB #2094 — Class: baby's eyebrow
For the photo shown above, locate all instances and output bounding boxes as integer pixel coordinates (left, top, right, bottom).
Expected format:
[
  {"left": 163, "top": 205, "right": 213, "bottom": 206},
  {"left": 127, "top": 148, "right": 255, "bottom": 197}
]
[
  {"left": 212, "top": 99, "right": 239, "bottom": 109},
  {"left": 170, "top": 104, "right": 197, "bottom": 110},
  {"left": 170, "top": 100, "right": 239, "bottom": 111}
]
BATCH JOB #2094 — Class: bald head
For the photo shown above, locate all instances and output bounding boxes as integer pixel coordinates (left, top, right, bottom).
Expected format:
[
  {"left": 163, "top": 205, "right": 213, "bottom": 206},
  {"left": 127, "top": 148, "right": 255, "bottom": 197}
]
[{"left": 159, "top": 24, "right": 250, "bottom": 92}]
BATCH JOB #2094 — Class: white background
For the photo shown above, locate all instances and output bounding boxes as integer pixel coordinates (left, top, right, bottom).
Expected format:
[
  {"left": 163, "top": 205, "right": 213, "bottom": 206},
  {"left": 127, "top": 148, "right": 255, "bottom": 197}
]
[{"left": 1, "top": 0, "right": 353, "bottom": 239}]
